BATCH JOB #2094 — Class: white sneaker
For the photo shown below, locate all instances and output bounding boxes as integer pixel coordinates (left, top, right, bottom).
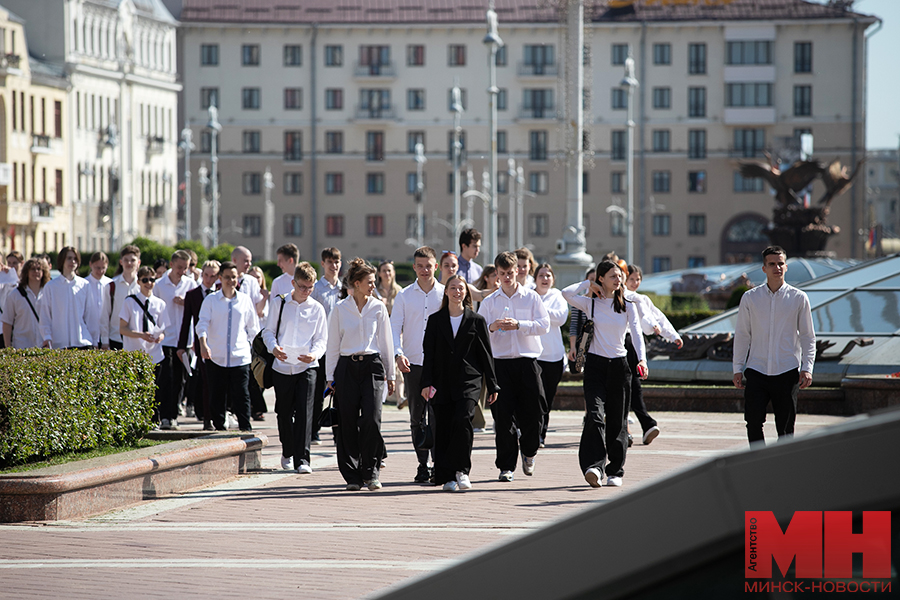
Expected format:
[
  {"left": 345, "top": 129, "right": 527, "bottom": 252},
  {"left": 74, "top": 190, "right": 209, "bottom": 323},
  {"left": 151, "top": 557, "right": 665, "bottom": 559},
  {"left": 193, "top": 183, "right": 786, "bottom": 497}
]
[
  {"left": 185, "top": 404, "right": 195, "bottom": 418},
  {"left": 522, "top": 454, "right": 536, "bottom": 476},
  {"left": 456, "top": 471, "right": 472, "bottom": 490},
  {"left": 297, "top": 464, "right": 312, "bottom": 474},
  {"left": 226, "top": 413, "right": 237, "bottom": 429},
  {"left": 606, "top": 476, "right": 623, "bottom": 487},
  {"left": 498, "top": 470, "right": 514, "bottom": 482},
  {"left": 160, "top": 419, "right": 178, "bottom": 431},
  {"left": 280, "top": 456, "right": 293, "bottom": 470},
  {"left": 443, "top": 480, "right": 459, "bottom": 492},
  {"left": 628, "top": 416, "right": 635, "bottom": 424},
  {"left": 584, "top": 468, "right": 603, "bottom": 488},
  {"left": 642, "top": 426, "right": 660, "bottom": 445}
]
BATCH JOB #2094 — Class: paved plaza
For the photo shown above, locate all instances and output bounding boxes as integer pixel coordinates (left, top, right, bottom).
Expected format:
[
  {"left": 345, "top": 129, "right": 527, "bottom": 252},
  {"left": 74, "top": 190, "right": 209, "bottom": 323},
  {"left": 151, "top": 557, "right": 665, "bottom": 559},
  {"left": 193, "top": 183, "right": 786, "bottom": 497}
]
[{"left": 0, "top": 392, "right": 849, "bottom": 600}]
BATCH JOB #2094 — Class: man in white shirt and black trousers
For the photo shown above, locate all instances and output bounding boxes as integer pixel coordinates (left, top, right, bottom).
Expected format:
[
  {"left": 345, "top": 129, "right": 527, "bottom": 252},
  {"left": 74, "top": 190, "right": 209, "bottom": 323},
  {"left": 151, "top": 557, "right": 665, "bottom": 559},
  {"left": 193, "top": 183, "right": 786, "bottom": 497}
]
[
  {"left": 733, "top": 246, "right": 816, "bottom": 445},
  {"left": 478, "top": 251, "right": 550, "bottom": 482}
]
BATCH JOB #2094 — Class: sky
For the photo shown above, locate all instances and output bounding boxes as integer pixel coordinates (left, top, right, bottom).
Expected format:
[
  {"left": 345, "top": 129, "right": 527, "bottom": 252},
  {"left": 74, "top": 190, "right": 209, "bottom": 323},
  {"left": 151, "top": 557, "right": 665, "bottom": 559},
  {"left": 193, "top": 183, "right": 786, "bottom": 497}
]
[{"left": 851, "top": 0, "right": 900, "bottom": 150}]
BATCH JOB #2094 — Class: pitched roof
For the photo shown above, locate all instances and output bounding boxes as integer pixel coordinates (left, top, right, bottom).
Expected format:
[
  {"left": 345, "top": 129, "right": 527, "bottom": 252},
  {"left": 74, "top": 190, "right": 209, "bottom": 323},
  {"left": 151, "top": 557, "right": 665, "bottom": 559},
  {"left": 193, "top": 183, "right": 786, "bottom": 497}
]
[{"left": 593, "top": 0, "right": 876, "bottom": 23}]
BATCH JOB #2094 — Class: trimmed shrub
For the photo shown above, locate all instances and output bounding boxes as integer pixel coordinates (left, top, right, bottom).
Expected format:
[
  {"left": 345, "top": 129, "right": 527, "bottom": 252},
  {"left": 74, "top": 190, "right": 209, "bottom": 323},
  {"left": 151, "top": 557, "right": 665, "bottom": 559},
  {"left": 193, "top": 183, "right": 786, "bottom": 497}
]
[
  {"left": 664, "top": 309, "right": 722, "bottom": 331},
  {"left": 726, "top": 286, "right": 750, "bottom": 310},
  {"left": 0, "top": 349, "right": 156, "bottom": 468}
]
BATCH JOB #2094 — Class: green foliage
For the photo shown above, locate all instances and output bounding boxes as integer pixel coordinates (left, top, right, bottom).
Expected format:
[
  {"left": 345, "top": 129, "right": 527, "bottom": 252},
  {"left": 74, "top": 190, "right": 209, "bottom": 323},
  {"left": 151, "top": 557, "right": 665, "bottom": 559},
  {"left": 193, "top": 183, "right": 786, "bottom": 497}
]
[
  {"left": 254, "top": 260, "right": 280, "bottom": 289},
  {"left": 175, "top": 240, "right": 210, "bottom": 265},
  {"left": 0, "top": 349, "right": 157, "bottom": 468},
  {"left": 129, "top": 237, "right": 178, "bottom": 269},
  {"left": 207, "top": 244, "right": 235, "bottom": 263},
  {"left": 393, "top": 263, "right": 415, "bottom": 286},
  {"left": 726, "top": 286, "right": 750, "bottom": 310},
  {"left": 670, "top": 293, "right": 710, "bottom": 311},
  {"left": 664, "top": 309, "right": 722, "bottom": 331}
]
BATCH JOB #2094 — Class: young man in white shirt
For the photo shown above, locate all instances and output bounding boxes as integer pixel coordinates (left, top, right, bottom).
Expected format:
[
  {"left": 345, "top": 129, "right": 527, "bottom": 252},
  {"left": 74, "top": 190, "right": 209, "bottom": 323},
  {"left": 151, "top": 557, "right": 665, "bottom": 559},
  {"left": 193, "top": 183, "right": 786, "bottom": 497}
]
[
  {"left": 270, "top": 243, "right": 299, "bottom": 299},
  {"left": 457, "top": 228, "right": 483, "bottom": 284},
  {"left": 40, "top": 246, "right": 94, "bottom": 349},
  {"left": 85, "top": 252, "right": 113, "bottom": 350},
  {"left": 231, "top": 245, "right": 268, "bottom": 420},
  {"left": 733, "top": 246, "right": 815, "bottom": 445},
  {"left": 197, "top": 261, "right": 261, "bottom": 432},
  {"left": 108, "top": 245, "right": 142, "bottom": 351},
  {"left": 478, "top": 251, "right": 550, "bottom": 482},
  {"left": 391, "top": 246, "right": 444, "bottom": 483},
  {"left": 153, "top": 249, "right": 198, "bottom": 430},
  {"left": 311, "top": 246, "right": 342, "bottom": 443},
  {"left": 264, "top": 262, "right": 327, "bottom": 473}
]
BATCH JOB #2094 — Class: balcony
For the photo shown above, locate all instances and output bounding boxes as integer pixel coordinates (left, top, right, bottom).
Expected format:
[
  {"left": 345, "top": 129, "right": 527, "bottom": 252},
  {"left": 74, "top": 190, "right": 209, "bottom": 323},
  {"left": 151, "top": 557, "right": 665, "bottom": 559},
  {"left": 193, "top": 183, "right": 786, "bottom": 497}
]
[
  {"left": 728, "top": 147, "right": 768, "bottom": 159},
  {"left": 147, "top": 204, "right": 166, "bottom": 220},
  {"left": 517, "top": 61, "right": 558, "bottom": 77},
  {"left": 0, "top": 200, "right": 33, "bottom": 225},
  {"left": 518, "top": 104, "right": 557, "bottom": 120},
  {"left": 31, "top": 134, "right": 51, "bottom": 153},
  {"left": 354, "top": 105, "right": 396, "bottom": 121},
  {"left": 353, "top": 61, "right": 396, "bottom": 78},
  {"left": 723, "top": 107, "right": 776, "bottom": 125},
  {"left": 146, "top": 135, "right": 165, "bottom": 155},
  {"left": 31, "top": 202, "right": 55, "bottom": 223},
  {"left": 0, "top": 53, "right": 21, "bottom": 73}
]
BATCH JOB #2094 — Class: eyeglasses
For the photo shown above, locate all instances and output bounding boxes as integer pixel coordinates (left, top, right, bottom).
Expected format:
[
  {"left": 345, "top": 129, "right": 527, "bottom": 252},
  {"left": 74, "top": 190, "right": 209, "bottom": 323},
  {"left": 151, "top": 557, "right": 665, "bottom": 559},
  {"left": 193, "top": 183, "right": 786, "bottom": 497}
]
[
  {"left": 140, "top": 277, "right": 156, "bottom": 284},
  {"left": 295, "top": 284, "right": 314, "bottom": 292}
]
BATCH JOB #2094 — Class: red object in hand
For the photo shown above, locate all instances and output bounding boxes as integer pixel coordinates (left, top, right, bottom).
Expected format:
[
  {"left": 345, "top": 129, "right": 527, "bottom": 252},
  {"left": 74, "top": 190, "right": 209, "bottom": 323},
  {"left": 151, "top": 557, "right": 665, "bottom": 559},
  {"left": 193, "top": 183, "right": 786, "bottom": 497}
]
[{"left": 637, "top": 365, "right": 647, "bottom": 378}]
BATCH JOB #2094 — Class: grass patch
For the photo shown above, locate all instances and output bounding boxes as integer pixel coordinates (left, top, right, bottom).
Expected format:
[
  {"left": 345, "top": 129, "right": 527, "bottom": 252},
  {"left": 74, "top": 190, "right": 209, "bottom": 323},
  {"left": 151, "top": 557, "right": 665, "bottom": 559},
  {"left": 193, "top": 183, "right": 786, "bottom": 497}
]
[{"left": 0, "top": 439, "right": 165, "bottom": 474}]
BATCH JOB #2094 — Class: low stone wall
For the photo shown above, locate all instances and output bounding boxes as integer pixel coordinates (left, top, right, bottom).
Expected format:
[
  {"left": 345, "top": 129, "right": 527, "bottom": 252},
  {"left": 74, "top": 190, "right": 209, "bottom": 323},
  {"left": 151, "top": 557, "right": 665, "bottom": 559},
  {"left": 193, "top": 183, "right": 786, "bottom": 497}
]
[{"left": 0, "top": 433, "right": 267, "bottom": 523}]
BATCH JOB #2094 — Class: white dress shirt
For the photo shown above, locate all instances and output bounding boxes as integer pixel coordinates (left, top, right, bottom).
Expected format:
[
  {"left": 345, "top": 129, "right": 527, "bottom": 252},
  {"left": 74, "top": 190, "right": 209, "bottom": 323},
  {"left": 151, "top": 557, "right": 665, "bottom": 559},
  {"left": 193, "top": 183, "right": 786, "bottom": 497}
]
[
  {"left": 626, "top": 290, "right": 682, "bottom": 343},
  {"left": 263, "top": 293, "right": 328, "bottom": 375},
  {"left": 733, "top": 282, "right": 816, "bottom": 376},
  {"left": 39, "top": 274, "right": 94, "bottom": 348},
  {"left": 237, "top": 272, "right": 264, "bottom": 305},
  {"left": 154, "top": 270, "right": 198, "bottom": 348},
  {"left": 270, "top": 272, "right": 293, "bottom": 299},
  {"left": 196, "top": 290, "right": 260, "bottom": 368},
  {"left": 478, "top": 283, "right": 550, "bottom": 359},
  {"left": 537, "top": 288, "right": 569, "bottom": 363},
  {"left": 562, "top": 281, "right": 646, "bottom": 361},
  {"left": 119, "top": 292, "right": 168, "bottom": 364},
  {"left": 108, "top": 273, "right": 140, "bottom": 344},
  {"left": 86, "top": 273, "right": 113, "bottom": 346},
  {"left": 390, "top": 279, "right": 445, "bottom": 366},
  {"left": 312, "top": 276, "right": 341, "bottom": 318},
  {"left": 326, "top": 295, "right": 395, "bottom": 382},
  {"left": 458, "top": 257, "right": 482, "bottom": 284},
  {"left": 0, "top": 269, "right": 18, "bottom": 320},
  {"left": 2, "top": 285, "right": 43, "bottom": 348}
]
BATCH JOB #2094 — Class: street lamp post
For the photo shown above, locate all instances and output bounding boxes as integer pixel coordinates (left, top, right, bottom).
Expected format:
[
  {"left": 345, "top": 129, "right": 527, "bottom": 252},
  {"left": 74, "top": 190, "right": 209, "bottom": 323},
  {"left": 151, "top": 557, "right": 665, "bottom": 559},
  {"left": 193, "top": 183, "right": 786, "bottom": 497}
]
[
  {"left": 264, "top": 166, "right": 275, "bottom": 261},
  {"left": 206, "top": 106, "right": 222, "bottom": 248},
  {"left": 507, "top": 157, "right": 516, "bottom": 251},
  {"left": 451, "top": 84, "right": 464, "bottom": 240},
  {"left": 414, "top": 142, "right": 427, "bottom": 247},
  {"left": 484, "top": 3, "right": 503, "bottom": 262},
  {"left": 464, "top": 167, "right": 492, "bottom": 238},
  {"left": 516, "top": 166, "right": 535, "bottom": 249},
  {"left": 104, "top": 125, "right": 118, "bottom": 253},
  {"left": 621, "top": 52, "right": 639, "bottom": 264},
  {"left": 179, "top": 128, "right": 195, "bottom": 241},
  {"left": 197, "top": 162, "right": 210, "bottom": 248}
]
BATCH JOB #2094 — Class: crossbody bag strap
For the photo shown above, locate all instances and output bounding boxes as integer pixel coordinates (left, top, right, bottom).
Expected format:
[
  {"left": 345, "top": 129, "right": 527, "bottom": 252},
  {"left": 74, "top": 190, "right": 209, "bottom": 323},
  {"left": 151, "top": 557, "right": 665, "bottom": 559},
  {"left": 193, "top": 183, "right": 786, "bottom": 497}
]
[
  {"left": 19, "top": 287, "right": 39, "bottom": 322},
  {"left": 275, "top": 293, "right": 288, "bottom": 339},
  {"left": 126, "top": 294, "right": 157, "bottom": 326}
]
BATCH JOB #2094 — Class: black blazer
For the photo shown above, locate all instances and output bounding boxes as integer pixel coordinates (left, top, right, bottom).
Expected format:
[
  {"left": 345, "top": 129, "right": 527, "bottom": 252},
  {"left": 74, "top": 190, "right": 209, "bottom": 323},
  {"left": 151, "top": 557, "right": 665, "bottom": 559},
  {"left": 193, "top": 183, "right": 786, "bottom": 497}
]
[
  {"left": 177, "top": 285, "right": 212, "bottom": 353},
  {"left": 420, "top": 306, "right": 500, "bottom": 405}
]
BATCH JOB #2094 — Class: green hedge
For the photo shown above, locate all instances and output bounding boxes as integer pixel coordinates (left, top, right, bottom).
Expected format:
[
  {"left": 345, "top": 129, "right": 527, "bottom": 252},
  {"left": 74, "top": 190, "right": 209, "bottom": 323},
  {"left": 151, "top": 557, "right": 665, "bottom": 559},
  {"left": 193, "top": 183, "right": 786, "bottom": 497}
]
[
  {"left": 665, "top": 309, "right": 722, "bottom": 331},
  {"left": 0, "top": 349, "right": 157, "bottom": 468}
]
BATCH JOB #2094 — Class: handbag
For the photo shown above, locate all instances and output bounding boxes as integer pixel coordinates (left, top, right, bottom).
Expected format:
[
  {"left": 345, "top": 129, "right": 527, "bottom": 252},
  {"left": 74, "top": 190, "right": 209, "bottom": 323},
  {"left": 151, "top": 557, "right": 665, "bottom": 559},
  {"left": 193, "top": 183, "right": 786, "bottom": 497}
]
[
  {"left": 572, "top": 299, "right": 595, "bottom": 375},
  {"left": 318, "top": 389, "right": 339, "bottom": 428},
  {"left": 250, "top": 294, "right": 288, "bottom": 390},
  {"left": 413, "top": 403, "right": 434, "bottom": 450}
]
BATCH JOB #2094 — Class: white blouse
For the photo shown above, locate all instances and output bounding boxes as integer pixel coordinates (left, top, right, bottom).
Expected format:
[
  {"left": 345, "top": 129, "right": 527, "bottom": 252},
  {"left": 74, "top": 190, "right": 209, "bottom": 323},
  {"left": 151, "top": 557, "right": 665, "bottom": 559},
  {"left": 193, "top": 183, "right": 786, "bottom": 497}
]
[
  {"left": 39, "top": 275, "right": 94, "bottom": 348},
  {"left": 325, "top": 295, "right": 395, "bottom": 382},
  {"left": 537, "top": 288, "right": 569, "bottom": 363},
  {"left": 561, "top": 280, "right": 646, "bottom": 361},
  {"left": 2, "top": 286, "right": 44, "bottom": 349}
]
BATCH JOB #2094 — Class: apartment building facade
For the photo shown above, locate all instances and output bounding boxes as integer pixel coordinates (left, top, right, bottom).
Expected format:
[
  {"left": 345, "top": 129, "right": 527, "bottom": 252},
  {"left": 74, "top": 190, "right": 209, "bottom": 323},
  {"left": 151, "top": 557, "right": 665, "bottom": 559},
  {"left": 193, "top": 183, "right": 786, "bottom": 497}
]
[{"left": 178, "top": 0, "right": 876, "bottom": 268}]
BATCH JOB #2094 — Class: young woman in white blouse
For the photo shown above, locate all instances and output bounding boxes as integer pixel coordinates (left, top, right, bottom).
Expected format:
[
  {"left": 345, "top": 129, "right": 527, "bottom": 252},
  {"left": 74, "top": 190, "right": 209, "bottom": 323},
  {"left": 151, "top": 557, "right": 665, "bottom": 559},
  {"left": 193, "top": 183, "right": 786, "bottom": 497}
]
[
  {"left": 2, "top": 258, "right": 50, "bottom": 349},
  {"left": 326, "top": 258, "right": 396, "bottom": 492},
  {"left": 561, "top": 260, "right": 647, "bottom": 489},
  {"left": 534, "top": 264, "right": 569, "bottom": 448}
]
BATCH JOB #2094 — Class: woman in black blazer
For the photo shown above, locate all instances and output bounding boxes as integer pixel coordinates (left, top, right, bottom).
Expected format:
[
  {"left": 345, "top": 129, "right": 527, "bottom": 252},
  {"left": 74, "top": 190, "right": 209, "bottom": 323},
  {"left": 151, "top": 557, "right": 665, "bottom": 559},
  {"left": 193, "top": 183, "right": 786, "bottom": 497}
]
[{"left": 420, "top": 275, "right": 500, "bottom": 492}]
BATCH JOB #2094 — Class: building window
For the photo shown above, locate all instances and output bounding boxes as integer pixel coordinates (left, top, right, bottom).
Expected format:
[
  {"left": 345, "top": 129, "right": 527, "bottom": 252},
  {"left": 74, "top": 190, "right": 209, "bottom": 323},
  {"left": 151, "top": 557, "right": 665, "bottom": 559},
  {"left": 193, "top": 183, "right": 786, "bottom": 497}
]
[
  {"left": 529, "top": 214, "right": 549, "bottom": 237},
  {"left": 447, "top": 131, "right": 466, "bottom": 161},
  {"left": 726, "top": 83, "right": 772, "bottom": 107},
  {"left": 366, "top": 131, "right": 384, "bottom": 161},
  {"left": 324, "top": 45, "right": 342, "bottom": 66},
  {"left": 688, "top": 256, "right": 706, "bottom": 269},
  {"left": 652, "top": 87, "right": 671, "bottom": 110},
  {"left": 408, "top": 89, "right": 425, "bottom": 110},
  {"left": 611, "top": 88, "right": 627, "bottom": 110},
  {"left": 794, "top": 85, "right": 812, "bottom": 116},
  {"left": 652, "top": 171, "right": 671, "bottom": 193},
  {"left": 200, "top": 44, "right": 218, "bottom": 66},
  {"left": 653, "top": 43, "right": 671, "bottom": 65},
  {"left": 610, "top": 212, "right": 625, "bottom": 237},
  {"left": 496, "top": 172, "right": 508, "bottom": 194},
  {"left": 242, "top": 130, "right": 260, "bottom": 153},
  {"left": 325, "top": 215, "right": 344, "bottom": 236},
  {"left": 407, "top": 173, "right": 419, "bottom": 195},
  {"left": 688, "top": 43, "right": 706, "bottom": 74},
  {"left": 284, "top": 88, "right": 302, "bottom": 110},
  {"left": 733, "top": 128, "right": 765, "bottom": 158},
  {"left": 407, "top": 214, "right": 426, "bottom": 238},
  {"left": 528, "top": 171, "right": 549, "bottom": 195},
  {"left": 243, "top": 173, "right": 261, "bottom": 195},
  {"left": 497, "top": 130, "right": 507, "bottom": 153},
  {"left": 366, "top": 214, "right": 385, "bottom": 237},
  {"left": 612, "top": 43, "right": 628, "bottom": 65},
  {"left": 448, "top": 44, "right": 466, "bottom": 66},
  {"left": 611, "top": 171, "right": 624, "bottom": 194},
  {"left": 359, "top": 89, "right": 391, "bottom": 116},
  {"left": 447, "top": 88, "right": 467, "bottom": 111},
  {"left": 284, "top": 173, "right": 302, "bottom": 195},
  {"left": 408, "top": 131, "right": 425, "bottom": 154},
  {"left": 366, "top": 173, "right": 385, "bottom": 194},
  {"left": 490, "top": 45, "right": 505, "bottom": 66},
  {"left": 523, "top": 44, "right": 555, "bottom": 74},
  {"left": 407, "top": 44, "right": 425, "bottom": 66},
  {"left": 611, "top": 130, "right": 626, "bottom": 161},
  {"left": 726, "top": 41, "right": 772, "bottom": 65},
  {"left": 497, "top": 88, "right": 507, "bottom": 111},
  {"left": 794, "top": 42, "right": 812, "bottom": 73},
  {"left": 284, "top": 215, "right": 303, "bottom": 237},
  {"left": 582, "top": 172, "right": 589, "bottom": 194},
  {"left": 359, "top": 45, "right": 390, "bottom": 73},
  {"left": 242, "top": 44, "right": 260, "bottom": 66},
  {"left": 530, "top": 131, "right": 548, "bottom": 161},
  {"left": 325, "top": 131, "right": 343, "bottom": 154},
  {"left": 284, "top": 131, "right": 302, "bottom": 161},
  {"left": 522, "top": 89, "right": 554, "bottom": 118},
  {"left": 688, "top": 87, "right": 706, "bottom": 117},
  {"left": 688, "top": 129, "right": 707, "bottom": 159},
  {"left": 243, "top": 214, "right": 261, "bottom": 236},
  {"left": 200, "top": 87, "right": 219, "bottom": 109},
  {"left": 200, "top": 131, "right": 211, "bottom": 153},
  {"left": 325, "top": 89, "right": 343, "bottom": 110},
  {"left": 497, "top": 214, "right": 509, "bottom": 238},
  {"left": 688, "top": 214, "right": 707, "bottom": 235},
  {"left": 325, "top": 173, "right": 343, "bottom": 194},
  {"left": 734, "top": 171, "right": 765, "bottom": 192},
  {"left": 652, "top": 130, "right": 670, "bottom": 153},
  {"left": 283, "top": 44, "right": 302, "bottom": 66},
  {"left": 242, "top": 88, "right": 261, "bottom": 110},
  {"left": 652, "top": 256, "right": 671, "bottom": 273},
  {"left": 688, "top": 171, "right": 706, "bottom": 193}
]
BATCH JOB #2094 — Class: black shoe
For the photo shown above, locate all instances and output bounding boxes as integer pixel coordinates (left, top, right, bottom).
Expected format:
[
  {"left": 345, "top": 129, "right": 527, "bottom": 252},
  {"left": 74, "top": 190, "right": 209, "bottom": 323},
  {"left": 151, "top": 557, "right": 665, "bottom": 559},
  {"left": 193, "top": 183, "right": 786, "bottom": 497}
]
[
  {"left": 627, "top": 433, "right": 634, "bottom": 448},
  {"left": 414, "top": 464, "right": 432, "bottom": 483},
  {"left": 252, "top": 412, "right": 265, "bottom": 422}
]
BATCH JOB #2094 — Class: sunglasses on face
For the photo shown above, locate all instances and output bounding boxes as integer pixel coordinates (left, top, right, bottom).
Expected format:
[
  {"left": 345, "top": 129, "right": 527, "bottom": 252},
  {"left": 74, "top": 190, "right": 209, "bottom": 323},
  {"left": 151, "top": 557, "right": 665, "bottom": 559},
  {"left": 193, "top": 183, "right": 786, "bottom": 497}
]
[{"left": 140, "top": 277, "right": 156, "bottom": 284}]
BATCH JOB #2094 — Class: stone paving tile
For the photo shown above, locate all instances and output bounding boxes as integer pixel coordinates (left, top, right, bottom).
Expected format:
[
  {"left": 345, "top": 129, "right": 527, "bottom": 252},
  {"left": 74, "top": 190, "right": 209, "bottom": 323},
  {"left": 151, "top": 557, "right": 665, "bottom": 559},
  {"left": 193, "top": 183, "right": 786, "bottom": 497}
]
[{"left": 0, "top": 400, "right": 850, "bottom": 600}]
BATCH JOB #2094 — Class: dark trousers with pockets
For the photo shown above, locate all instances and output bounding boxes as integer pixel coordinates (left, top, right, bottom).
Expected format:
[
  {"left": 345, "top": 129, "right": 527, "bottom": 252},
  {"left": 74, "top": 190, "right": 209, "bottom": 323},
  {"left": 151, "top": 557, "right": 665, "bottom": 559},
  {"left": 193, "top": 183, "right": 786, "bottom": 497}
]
[
  {"left": 625, "top": 333, "right": 657, "bottom": 433},
  {"left": 207, "top": 362, "right": 252, "bottom": 431},
  {"left": 433, "top": 398, "right": 476, "bottom": 485},
  {"left": 159, "top": 346, "right": 186, "bottom": 421},
  {"left": 538, "top": 359, "right": 565, "bottom": 441},
  {"left": 743, "top": 368, "right": 799, "bottom": 444},
  {"left": 580, "top": 354, "right": 631, "bottom": 478},
  {"left": 273, "top": 368, "right": 316, "bottom": 467},
  {"left": 404, "top": 364, "right": 434, "bottom": 468},
  {"left": 312, "top": 357, "right": 328, "bottom": 438},
  {"left": 491, "top": 358, "right": 544, "bottom": 472},
  {"left": 333, "top": 354, "right": 386, "bottom": 485}
]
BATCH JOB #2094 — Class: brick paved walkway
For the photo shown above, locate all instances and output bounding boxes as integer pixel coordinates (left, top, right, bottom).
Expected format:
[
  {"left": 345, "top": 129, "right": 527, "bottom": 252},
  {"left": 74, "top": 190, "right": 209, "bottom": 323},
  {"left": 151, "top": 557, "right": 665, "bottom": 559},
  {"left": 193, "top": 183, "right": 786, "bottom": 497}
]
[{"left": 0, "top": 391, "right": 848, "bottom": 600}]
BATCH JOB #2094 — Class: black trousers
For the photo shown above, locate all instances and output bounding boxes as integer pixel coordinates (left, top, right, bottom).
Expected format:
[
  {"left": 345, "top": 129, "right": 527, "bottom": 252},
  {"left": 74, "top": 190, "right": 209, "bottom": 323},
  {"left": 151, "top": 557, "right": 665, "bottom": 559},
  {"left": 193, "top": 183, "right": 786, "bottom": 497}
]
[
  {"left": 249, "top": 374, "right": 267, "bottom": 416},
  {"left": 404, "top": 364, "right": 434, "bottom": 468},
  {"left": 159, "top": 346, "right": 186, "bottom": 421},
  {"left": 743, "top": 368, "right": 799, "bottom": 444},
  {"left": 186, "top": 357, "right": 212, "bottom": 425},
  {"left": 432, "top": 398, "right": 476, "bottom": 485},
  {"left": 153, "top": 362, "right": 164, "bottom": 422},
  {"left": 333, "top": 354, "right": 386, "bottom": 485},
  {"left": 206, "top": 362, "right": 252, "bottom": 431},
  {"left": 109, "top": 340, "right": 124, "bottom": 351},
  {"left": 538, "top": 359, "right": 565, "bottom": 440},
  {"left": 273, "top": 368, "right": 316, "bottom": 467},
  {"left": 625, "top": 333, "right": 657, "bottom": 433},
  {"left": 491, "top": 358, "right": 544, "bottom": 472},
  {"left": 580, "top": 354, "right": 631, "bottom": 478},
  {"left": 312, "top": 357, "right": 328, "bottom": 438}
]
